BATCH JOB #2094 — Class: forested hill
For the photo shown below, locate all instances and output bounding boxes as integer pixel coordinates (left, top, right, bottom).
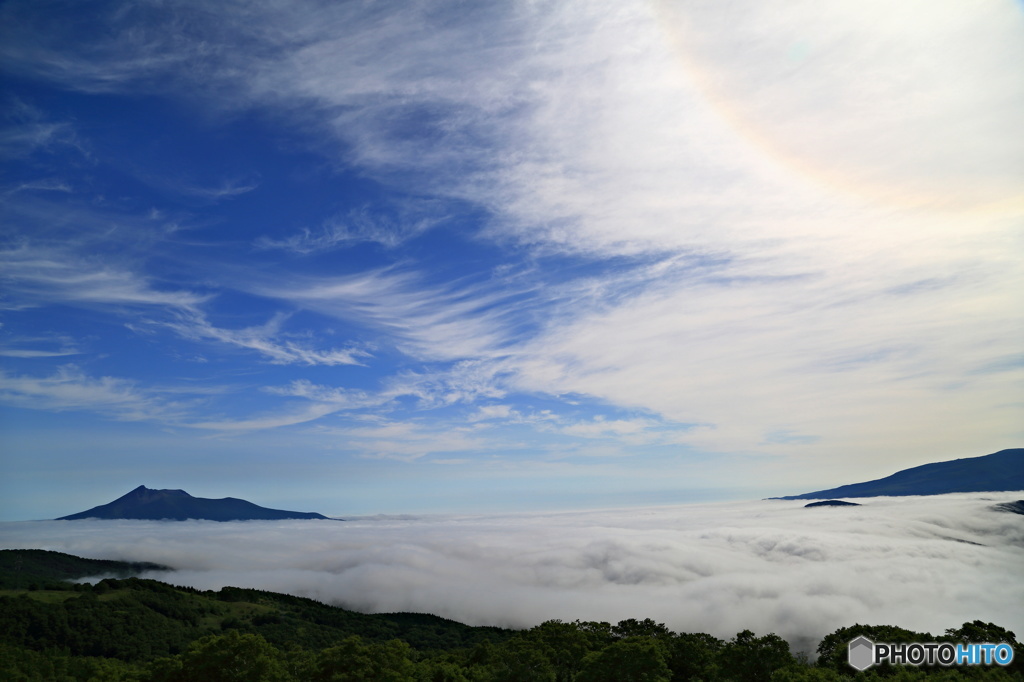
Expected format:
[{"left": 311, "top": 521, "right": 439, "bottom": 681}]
[
  {"left": 0, "top": 549, "right": 168, "bottom": 589},
  {"left": 1, "top": 549, "right": 1022, "bottom": 681},
  {"left": 776, "top": 448, "right": 1024, "bottom": 500}
]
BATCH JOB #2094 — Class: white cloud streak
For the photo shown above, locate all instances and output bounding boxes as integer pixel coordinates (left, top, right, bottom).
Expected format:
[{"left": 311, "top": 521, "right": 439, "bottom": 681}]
[
  {"left": 255, "top": 269, "right": 529, "bottom": 362},
  {"left": 328, "top": 418, "right": 487, "bottom": 462},
  {"left": 0, "top": 334, "right": 80, "bottom": 359},
  {"left": 185, "top": 380, "right": 391, "bottom": 433},
  {"left": 2, "top": 493, "right": 1021, "bottom": 654},
  {"left": 0, "top": 349, "right": 79, "bottom": 358},
  {"left": 0, "top": 120, "right": 77, "bottom": 159},
  {"left": 255, "top": 207, "right": 442, "bottom": 254},
  {"left": 0, "top": 97, "right": 84, "bottom": 158},
  {"left": 159, "top": 311, "right": 371, "bottom": 367},
  {"left": 0, "top": 244, "right": 206, "bottom": 311},
  {"left": 0, "top": 365, "right": 190, "bottom": 421}
]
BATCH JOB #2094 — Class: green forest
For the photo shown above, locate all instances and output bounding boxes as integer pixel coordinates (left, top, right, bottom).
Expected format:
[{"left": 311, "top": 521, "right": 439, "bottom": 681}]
[{"left": 0, "top": 550, "right": 1020, "bottom": 681}]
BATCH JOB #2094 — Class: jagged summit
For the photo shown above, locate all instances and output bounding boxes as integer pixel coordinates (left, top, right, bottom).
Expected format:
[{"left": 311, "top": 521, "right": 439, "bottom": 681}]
[{"left": 57, "top": 486, "right": 333, "bottom": 522}]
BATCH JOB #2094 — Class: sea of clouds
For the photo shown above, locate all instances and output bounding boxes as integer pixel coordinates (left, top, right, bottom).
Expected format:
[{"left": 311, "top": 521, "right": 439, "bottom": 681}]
[{"left": 2, "top": 493, "right": 1022, "bottom": 654}]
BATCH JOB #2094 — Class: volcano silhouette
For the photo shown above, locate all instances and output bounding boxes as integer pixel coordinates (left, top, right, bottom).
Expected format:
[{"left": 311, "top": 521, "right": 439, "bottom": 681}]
[{"left": 57, "top": 486, "right": 333, "bottom": 521}]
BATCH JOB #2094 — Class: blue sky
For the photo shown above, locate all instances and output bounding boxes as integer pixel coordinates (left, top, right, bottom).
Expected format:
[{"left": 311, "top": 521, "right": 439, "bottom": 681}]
[{"left": 1, "top": 0, "right": 1021, "bottom": 520}]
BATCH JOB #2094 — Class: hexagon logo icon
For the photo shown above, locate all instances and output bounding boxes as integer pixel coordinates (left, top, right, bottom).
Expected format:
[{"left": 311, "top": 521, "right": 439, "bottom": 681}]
[{"left": 848, "top": 636, "right": 875, "bottom": 671}]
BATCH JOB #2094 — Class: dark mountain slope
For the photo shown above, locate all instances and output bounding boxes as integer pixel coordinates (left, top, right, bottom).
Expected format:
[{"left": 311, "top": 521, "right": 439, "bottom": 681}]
[
  {"left": 57, "top": 486, "right": 332, "bottom": 521},
  {"left": 776, "top": 448, "right": 1023, "bottom": 500},
  {"left": 0, "top": 549, "right": 168, "bottom": 589}
]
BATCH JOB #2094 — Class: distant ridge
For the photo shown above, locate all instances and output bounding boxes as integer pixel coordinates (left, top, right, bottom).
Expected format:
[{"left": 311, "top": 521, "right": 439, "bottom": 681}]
[
  {"left": 774, "top": 448, "right": 1024, "bottom": 500},
  {"left": 57, "top": 486, "right": 334, "bottom": 521}
]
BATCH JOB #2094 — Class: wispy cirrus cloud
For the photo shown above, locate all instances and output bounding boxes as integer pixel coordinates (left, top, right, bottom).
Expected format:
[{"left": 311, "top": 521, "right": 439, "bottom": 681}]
[
  {"left": 0, "top": 97, "right": 85, "bottom": 159},
  {"left": 157, "top": 311, "right": 371, "bottom": 367},
  {"left": 4, "top": 179, "right": 74, "bottom": 195},
  {"left": 0, "top": 365, "right": 190, "bottom": 421},
  {"left": 176, "top": 178, "right": 258, "bottom": 201},
  {"left": 0, "top": 349, "right": 79, "bottom": 358},
  {"left": 184, "top": 379, "right": 395, "bottom": 433},
  {"left": 0, "top": 120, "right": 78, "bottom": 159},
  {"left": 254, "top": 268, "right": 533, "bottom": 362},
  {"left": 0, "top": 238, "right": 369, "bottom": 368},
  {"left": 558, "top": 416, "right": 671, "bottom": 443},
  {"left": 255, "top": 205, "right": 443, "bottom": 254},
  {"left": 186, "top": 402, "right": 343, "bottom": 433},
  {"left": 0, "top": 334, "right": 80, "bottom": 359},
  {"left": 0, "top": 0, "right": 227, "bottom": 94},
  {"left": 328, "top": 418, "right": 487, "bottom": 462},
  {"left": 0, "top": 244, "right": 207, "bottom": 311}
]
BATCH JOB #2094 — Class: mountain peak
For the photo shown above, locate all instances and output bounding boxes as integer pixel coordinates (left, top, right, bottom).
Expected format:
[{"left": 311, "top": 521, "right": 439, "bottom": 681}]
[
  {"left": 118, "top": 486, "right": 192, "bottom": 505},
  {"left": 58, "top": 487, "right": 335, "bottom": 522},
  {"left": 128, "top": 485, "right": 186, "bottom": 494}
]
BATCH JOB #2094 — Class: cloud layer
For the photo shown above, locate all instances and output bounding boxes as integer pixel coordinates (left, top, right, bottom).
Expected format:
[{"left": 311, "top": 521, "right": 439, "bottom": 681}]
[{"left": 2, "top": 493, "right": 1021, "bottom": 653}]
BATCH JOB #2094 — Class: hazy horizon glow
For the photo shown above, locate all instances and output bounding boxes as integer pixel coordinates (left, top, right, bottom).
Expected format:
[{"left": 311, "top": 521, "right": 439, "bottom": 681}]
[
  {"left": 1, "top": 0, "right": 1023, "bottom": 520},
  {"left": 2, "top": 493, "right": 1022, "bottom": 654}
]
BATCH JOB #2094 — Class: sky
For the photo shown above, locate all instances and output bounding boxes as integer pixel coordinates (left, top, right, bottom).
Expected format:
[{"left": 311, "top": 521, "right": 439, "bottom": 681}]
[
  {"left": 1, "top": 0, "right": 1022, "bottom": 520},
  {"left": 1, "top": 493, "right": 1022, "bottom": 652}
]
